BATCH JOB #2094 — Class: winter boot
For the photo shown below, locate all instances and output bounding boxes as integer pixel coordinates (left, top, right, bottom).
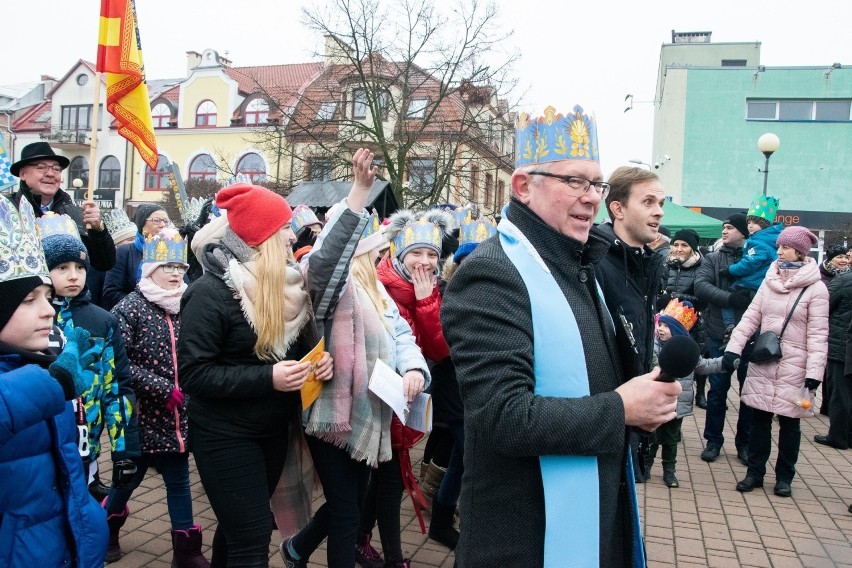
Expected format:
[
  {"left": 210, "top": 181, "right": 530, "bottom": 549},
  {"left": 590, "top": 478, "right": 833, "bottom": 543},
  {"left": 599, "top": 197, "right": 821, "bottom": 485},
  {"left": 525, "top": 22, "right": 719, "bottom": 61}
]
[
  {"left": 420, "top": 461, "right": 446, "bottom": 508},
  {"left": 171, "top": 525, "right": 211, "bottom": 568},
  {"left": 355, "top": 532, "right": 385, "bottom": 568},
  {"left": 695, "top": 376, "right": 707, "bottom": 409},
  {"left": 103, "top": 501, "right": 129, "bottom": 563},
  {"left": 663, "top": 463, "right": 679, "bottom": 488},
  {"left": 428, "top": 498, "right": 459, "bottom": 550}
]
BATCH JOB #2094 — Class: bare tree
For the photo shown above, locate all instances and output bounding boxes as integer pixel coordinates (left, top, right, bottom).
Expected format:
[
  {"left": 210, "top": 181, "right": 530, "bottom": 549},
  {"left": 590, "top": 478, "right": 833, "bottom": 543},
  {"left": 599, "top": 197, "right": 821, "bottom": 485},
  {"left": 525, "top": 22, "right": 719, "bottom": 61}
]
[{"left": 243, "top": 0, "right": 519, "bottom": 208}]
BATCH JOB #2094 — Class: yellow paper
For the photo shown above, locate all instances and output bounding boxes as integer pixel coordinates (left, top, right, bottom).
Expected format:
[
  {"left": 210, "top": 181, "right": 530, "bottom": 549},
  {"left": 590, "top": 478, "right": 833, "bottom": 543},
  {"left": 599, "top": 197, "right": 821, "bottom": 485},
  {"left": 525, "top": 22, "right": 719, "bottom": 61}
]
[{"left": 299, "top": 338, "right": 326, "bottom": 410}]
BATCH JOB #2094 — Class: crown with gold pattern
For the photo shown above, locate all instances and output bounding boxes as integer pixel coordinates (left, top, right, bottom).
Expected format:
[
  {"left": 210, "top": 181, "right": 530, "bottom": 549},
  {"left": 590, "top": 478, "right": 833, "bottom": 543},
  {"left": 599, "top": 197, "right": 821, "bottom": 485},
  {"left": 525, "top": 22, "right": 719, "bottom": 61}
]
[
  {"left": 35, "top": 211, "right": 81, "bottom": 241},
  {"left": 451, "top": 206, "right": 473, "bottom": 230},
  {"left": 386, "top": 209, "right": 451, "bottom": 259},
  {"left": 143, "top": 230, "right": 188, "bottom": 264},
  {"left": 658, "top": 298, "right": 697, "bottom": 337},
  {"left": 292, "top": 204, "right": 322, "bottom": 235},
  {"left": 103, "top": 208, "right": 137, "bottom": 244},
  {"left": 515, "top": 104, "right": 599, "bottom": 167},
  {"left": 747, "top": 194, "right": 780, "bottom": 224},
  {"left": 0, "top": 194, "right": 50, "bottom": 283},
  {"left": 459, "top": 216, "right": 497, "bottom": 246}
]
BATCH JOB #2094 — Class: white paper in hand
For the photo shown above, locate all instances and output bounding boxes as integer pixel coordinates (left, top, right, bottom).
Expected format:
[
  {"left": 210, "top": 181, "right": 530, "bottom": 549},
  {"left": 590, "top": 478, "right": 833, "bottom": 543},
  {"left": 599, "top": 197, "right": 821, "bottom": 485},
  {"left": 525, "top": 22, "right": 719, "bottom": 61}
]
[{"left": 369, "top": 358, "right": 409, "bottom": 423}]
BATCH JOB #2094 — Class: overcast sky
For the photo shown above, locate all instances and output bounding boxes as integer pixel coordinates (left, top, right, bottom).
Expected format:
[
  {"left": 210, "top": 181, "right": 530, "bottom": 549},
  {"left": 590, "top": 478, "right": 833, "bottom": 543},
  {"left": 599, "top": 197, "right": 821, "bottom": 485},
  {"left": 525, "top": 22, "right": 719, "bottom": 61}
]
[{"left": 4, "top": 0, "right": 851, "bottom": 177}]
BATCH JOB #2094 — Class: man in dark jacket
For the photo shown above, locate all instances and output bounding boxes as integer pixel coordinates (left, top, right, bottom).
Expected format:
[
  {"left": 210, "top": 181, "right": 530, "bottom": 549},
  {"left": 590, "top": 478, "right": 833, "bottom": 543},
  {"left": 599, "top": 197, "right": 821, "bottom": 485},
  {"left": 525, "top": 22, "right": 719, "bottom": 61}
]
[
  {"left": 442, "top": 105, "right": 680, "bottom": 568},
  {"left": 592, "top": 166, "right": 666, "bottom": 483},
  {"left": 694, "top": 214, "right": 753, "bottom": 464},
  {"left": 814, "top": 270, "right": 852, "bottom": 449},
  {"left": 10, "top": 142, "right": 116, "bottom": 272}
]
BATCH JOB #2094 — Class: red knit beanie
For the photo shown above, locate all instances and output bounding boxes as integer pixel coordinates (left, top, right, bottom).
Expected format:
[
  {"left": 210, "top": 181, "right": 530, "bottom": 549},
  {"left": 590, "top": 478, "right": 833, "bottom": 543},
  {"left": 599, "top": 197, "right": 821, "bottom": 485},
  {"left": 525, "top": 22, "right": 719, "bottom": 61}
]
[{"left": 215, "top": 183, "right": 292, "bottom": 246}]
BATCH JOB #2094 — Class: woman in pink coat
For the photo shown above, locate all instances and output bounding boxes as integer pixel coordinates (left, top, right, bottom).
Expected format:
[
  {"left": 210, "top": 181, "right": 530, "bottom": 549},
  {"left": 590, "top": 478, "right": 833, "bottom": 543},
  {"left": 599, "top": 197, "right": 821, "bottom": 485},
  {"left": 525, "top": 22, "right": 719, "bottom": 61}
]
[{"left": 724, "top": 226, "right": 828, "bottom": 498}]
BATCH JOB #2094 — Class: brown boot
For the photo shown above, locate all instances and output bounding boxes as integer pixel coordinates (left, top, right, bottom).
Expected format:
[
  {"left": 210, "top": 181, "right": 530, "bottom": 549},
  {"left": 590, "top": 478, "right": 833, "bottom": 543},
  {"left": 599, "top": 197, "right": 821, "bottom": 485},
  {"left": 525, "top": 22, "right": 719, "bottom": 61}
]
[
  {"left": 420, "top": 461, "right": 447, "bottom": 507},
  {"left": 171, "top": 525, "right": 211, "bottom": 568},
  {"left": 104, "top": 502, "right": 129, "bottom": 563}
]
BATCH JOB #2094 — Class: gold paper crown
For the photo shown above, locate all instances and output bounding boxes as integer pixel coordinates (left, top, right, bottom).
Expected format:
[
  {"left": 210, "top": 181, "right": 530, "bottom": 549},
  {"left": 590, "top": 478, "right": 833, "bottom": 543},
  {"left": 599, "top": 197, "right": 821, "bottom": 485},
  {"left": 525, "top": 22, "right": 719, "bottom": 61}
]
[
  {"left": 35, "top": 212, "right": 81, "bottom": 241},
  {"left": 660, "top": 298, "right": 697, "bottom": 332},
  {"left": 515, "top": 104, "right": 600, "bottom": 167},
  {"left": 0, "top": 194, "right": 49, "bottom": 283},
  {"left": 459, "top": 216, "right": 497, "bottom": 246},
  {"left": 143, "top": 231, "right": 188, "bottom": 264}
]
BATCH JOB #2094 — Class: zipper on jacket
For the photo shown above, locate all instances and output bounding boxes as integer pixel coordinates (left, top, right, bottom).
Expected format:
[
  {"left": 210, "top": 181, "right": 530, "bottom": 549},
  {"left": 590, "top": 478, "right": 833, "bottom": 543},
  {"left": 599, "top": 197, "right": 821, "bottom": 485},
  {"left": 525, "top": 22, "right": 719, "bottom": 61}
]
[{"left": 165, "top": 313, "right": 185, "bottom": 454}]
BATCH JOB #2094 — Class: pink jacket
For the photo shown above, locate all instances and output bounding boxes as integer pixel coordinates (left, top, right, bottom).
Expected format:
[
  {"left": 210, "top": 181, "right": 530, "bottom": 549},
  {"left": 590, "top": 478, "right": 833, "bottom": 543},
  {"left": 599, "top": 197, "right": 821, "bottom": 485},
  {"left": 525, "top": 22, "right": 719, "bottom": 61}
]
[{"left": 727, "top": 257, "right": 829, "bottom": 418}]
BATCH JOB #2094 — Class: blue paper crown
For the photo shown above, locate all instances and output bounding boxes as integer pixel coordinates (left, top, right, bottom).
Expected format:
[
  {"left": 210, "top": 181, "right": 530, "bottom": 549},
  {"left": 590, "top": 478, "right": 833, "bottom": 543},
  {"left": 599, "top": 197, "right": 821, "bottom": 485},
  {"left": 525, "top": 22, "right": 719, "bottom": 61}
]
[
  {"left": 143, "top": 231, "right": 188, "bottom": 264},
  {"left": 361, "top": 211, "right": 381, "bottom": 241},
  {"left": 515, "top": 105, "right": 599, "bottom": 167},
  {"left": 0, "top": 194, "right": 49, "bottom": 283},
  {"left": 459, "top": 216, "right": 497, "bottom": 246},
  {"left": 452, "top": 207, "right": 473, "bottom": 230},
  {"left": 292, "top": 205, "right": 321, "bottom": 235},
  {"left": 390, "top": 219, "right": 443, "bottom": 258},
  {"left": 35, "top": 212, "right": 81, "bottom": 241}
]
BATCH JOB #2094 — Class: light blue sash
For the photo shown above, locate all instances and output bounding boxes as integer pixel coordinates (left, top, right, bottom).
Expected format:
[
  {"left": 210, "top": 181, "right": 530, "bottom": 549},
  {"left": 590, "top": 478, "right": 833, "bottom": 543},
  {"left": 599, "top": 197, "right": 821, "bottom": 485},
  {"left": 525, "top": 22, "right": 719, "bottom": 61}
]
[{"left": 498, "top": 216, "right": 645, "bottom": 568}]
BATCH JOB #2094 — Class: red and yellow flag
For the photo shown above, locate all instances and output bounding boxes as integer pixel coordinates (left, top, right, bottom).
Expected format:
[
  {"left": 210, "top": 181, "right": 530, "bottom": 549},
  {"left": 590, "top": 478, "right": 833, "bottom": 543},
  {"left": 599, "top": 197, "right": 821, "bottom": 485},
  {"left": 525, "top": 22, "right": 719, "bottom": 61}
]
[{"left": 97, "top": 0, "right": 158, "bottom": 169}]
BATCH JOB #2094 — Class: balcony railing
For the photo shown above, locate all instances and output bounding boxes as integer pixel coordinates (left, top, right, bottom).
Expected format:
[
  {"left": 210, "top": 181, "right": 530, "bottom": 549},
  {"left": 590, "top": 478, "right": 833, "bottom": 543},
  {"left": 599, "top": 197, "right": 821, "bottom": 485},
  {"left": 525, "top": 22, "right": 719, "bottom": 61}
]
[{"left": 39, "top": 129, "right": 90, "bottom": 145}]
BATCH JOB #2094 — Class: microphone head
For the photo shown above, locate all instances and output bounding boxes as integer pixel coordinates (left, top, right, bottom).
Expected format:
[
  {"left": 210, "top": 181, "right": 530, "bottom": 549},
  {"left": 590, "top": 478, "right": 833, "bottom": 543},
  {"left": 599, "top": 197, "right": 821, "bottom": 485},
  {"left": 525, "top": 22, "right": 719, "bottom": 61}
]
[{"left": 658, "top": 336, "right": 701, "bottom": 379}]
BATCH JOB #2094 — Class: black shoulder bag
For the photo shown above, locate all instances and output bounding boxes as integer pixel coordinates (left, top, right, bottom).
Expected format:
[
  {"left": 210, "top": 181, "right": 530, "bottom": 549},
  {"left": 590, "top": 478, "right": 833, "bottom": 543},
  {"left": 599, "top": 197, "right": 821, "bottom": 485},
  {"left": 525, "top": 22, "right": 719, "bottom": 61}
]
[{"left": 749, "top": 288, "right": 807, "bottom": 364}]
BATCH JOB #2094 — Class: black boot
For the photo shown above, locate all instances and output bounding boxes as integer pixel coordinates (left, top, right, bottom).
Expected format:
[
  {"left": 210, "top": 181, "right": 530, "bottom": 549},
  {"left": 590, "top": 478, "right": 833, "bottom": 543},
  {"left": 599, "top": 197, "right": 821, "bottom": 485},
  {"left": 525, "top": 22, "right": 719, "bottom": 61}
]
[
  {"left": 662, "top": 463, "right": 679, "bottom": 488},
  {"left": 428, "top": 498, "right": 459, "bottom": 550},
  {"left": 695, "top": 376, "right": 707, "bottom": 409},
  {"left": 171, "top": 525, "right": 210, "bottom": 568},
  {"left": 104, "top": 502, "right": 129, "bottom": 563}
]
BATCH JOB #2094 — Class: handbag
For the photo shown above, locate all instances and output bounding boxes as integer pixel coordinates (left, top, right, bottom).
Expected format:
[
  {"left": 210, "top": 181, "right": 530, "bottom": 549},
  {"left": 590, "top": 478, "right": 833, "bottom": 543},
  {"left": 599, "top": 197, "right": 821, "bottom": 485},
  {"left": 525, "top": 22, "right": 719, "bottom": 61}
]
[{"left": 749, "top": 288, "right": 806, "bottom": 364}]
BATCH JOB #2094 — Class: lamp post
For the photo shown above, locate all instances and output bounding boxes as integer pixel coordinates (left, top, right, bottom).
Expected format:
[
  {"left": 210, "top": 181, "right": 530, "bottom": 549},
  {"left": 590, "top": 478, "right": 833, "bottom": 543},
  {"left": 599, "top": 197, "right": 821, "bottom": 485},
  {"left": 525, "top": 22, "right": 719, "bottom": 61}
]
[{"left": 757, "top": 133, "right": 780, "bottom": 196}]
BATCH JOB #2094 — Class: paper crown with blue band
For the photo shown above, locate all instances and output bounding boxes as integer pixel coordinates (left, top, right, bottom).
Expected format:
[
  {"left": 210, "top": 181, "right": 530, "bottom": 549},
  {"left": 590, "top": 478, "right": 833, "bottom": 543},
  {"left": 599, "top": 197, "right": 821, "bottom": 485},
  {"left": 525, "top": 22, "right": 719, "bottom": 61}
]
[
  {"left": 292, "top": 204, "right": 322, "bottom": 235},
  {"left": 35, "top": 211, "right": 81, "bottom": 241},
  {"left": 747, "top": 194, "right": 780, "bottom": 224},
  {"left": 0, "top": 194, "right": 49, "bottom": 283},
  {"left": 515, "top": 105, "right": 600, "bottom": 167},
  {"left": 143, "top": 231, "right": 188, "bottom": 264},
  {"left": 452, "top": 207, "right": 473, "bottom": 230},
  {"left": 658, "top": 298, "right": 696, "bottom": 337},
  {"left": 361, "top": 211, "right": 381, "bottom": 241},
  {"left": 459, "top": 216, "right": 497, "bottom": 246}
]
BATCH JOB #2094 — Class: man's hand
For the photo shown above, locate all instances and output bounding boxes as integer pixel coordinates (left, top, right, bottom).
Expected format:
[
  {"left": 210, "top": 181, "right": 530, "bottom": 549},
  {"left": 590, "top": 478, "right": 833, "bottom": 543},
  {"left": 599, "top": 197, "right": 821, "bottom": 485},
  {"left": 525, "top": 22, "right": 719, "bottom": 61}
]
[
  {"left": 346, "top": 148, "right": 379, "bottom": 213},
  {"left": 82, "top": 200, "right": 103, "bottom": 231},
  {"left": 272, "top": 360, "right": 311, "bottom": 392},
  {"left": 402, "top": 370, "right": 425, "bottom": 402},
  {"left": 411, "top": 265, "right": 437, "bottom": 301},
  {"left": 615, "top": 368, "right": 681, "bottom": 431}
]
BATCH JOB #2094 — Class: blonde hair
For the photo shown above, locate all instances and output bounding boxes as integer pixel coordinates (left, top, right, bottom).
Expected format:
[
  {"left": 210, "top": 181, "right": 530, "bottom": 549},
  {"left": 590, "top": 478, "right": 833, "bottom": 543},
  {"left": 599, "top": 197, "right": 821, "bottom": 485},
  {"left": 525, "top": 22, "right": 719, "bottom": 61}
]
[
  {"left": 252, "top": 234, "right": 289, "bottom": 361},
  {"left": 350, "top": 253, "right": 391, "bottom": 332}
]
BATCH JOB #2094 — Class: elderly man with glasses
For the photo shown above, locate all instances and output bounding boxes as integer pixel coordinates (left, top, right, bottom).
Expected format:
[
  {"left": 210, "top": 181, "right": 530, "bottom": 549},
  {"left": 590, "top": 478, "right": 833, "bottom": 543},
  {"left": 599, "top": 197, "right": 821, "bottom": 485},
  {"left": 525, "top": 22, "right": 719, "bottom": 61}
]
[{"left": 10, "top": 142, "right": 116, "bottom": 272}]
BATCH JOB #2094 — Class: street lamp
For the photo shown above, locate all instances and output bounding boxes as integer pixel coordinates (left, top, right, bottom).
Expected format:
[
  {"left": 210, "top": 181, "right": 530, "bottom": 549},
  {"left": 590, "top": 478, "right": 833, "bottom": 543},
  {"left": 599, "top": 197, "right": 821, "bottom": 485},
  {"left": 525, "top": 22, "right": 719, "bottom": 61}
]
[
  {"left": 628, "top": 159, "right": 651, "bottom": 170},
  {"left": 757, "top": 133, "right": 780, "bottom": 196}
]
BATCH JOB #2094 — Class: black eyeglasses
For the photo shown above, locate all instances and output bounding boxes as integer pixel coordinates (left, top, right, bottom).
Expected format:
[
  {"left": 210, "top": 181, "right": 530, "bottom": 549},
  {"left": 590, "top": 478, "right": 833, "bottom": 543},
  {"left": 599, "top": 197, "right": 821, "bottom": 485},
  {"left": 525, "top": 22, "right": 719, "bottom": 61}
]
[
  {"left": 527, "top": 171, "right": 610, "bottom": 199},
  {"left": 160, "top": 264, "right": 187, "bottom": 274}
]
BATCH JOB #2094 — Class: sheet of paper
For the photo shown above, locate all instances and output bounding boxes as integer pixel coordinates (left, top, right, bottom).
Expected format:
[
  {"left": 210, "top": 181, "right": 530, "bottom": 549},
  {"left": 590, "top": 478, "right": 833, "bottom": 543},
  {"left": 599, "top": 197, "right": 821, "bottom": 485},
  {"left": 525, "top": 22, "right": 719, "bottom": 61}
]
[
  {"left": 299, "top": 337, "right": 326, "bottom": 410},
  {"left": 369, "top": 358, "right": 409, "bottom": 423},
  {"left": 407, "top": 393, "right": 433, "bottom": 433}
]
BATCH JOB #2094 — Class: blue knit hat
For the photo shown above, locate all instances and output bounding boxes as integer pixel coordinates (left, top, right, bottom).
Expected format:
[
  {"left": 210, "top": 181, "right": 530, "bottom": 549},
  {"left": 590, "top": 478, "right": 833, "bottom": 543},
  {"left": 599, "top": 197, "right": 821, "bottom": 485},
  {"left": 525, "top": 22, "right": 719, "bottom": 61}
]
[
  {"left": 42, "top": 234, "right": 89, "bottom": 271},
  {"left": 657, "top": 299, "right": 695, "bottom": 338}
]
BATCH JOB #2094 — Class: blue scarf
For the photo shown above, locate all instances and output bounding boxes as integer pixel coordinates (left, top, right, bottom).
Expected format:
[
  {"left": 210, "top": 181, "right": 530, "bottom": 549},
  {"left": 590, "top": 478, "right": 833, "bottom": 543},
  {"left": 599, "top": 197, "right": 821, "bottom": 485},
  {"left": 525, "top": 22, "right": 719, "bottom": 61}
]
[
  {"left": 134, "top": 232, "right": 145, "bottom": 283},
  {"left": 498, "top": 215, "right": 645, "bottom": 568}
]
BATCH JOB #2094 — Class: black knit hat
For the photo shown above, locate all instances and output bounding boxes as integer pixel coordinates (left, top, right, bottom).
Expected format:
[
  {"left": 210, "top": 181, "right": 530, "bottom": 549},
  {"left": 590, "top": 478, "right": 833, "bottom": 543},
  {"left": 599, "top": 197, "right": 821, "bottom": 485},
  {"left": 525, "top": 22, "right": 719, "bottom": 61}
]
[
  {"left": 42, "top": 234, "right": 89, "bottom": 271},
  {"left": 825, "top": 244, "right": 849, "bottom": 263},
  {"left": 672, "top": 228, "right": 699, "bottom": 252},
  {"left": 0, "top": 276, "right": 45, "bottom": 332},
  {"left": 134, "top": 204, "right": 166, "bottom": 234},
  {"left": 723, "top": 213, "right": 748, "bottom": 238}
]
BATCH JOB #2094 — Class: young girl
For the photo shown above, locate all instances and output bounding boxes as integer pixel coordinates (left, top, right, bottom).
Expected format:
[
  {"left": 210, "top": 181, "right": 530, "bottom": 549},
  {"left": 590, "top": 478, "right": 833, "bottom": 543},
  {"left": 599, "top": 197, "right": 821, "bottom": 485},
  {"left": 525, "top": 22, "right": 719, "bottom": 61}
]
[
  {"left": 0, "top": 194, "right": 108, "bottom": 567},
  {"left": 651, "top": 299, "right": 724, "bottom": 487}
]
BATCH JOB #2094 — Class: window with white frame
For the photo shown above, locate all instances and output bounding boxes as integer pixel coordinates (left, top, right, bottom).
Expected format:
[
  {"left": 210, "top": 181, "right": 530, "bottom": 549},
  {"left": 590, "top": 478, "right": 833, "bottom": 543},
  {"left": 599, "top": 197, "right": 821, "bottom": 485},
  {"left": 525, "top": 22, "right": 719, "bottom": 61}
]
[
  {"left": 195, "top": 100, "right": 217, "bottom": 127},
  {"left": 189, "top": 154, "right": 218, "bottom": 180},
  {"left": 352, "top": 88, "right": 389, "bottom": 120},
  {"left": 406, "top": 98, "right": 428, "bottom": 119},
  {"left": 245, "top": 98, "right": 269, "bottom": 125},
  {"left": 99, "top": 156, "right": 121, "bottom": 189},
  {"left": 145, "top": 155, "right": 170, "bottom": 191},
  {"left": 747, "top": 99, "right": 852, "bottom": 122},
  {"left": 236, "top": 153, "right": 267, "bottom": 183},
  {"left": 152, "top": 103, "right": 171, "bottom": 128},
  {"left": 316, "top": 101, "right": 337, "bottom": 121},
  {"left": 408, "top": 159, "right": 436, "bottom": 195}
]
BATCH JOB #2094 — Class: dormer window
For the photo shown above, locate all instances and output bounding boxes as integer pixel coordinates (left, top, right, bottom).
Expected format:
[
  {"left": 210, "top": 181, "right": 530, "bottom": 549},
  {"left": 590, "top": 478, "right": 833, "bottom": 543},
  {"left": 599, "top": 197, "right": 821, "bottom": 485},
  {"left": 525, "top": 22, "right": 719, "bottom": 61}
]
[
  {"left": 317, "top": 101, "right": 337, "bottom": 121},
  {"left": 195, "top": 100, "right": 217, "bottom": 127},
  {"left": 352, "top": 88, "right": 389, "bottom": 120},
  {"left": 406, "top": 98, "right": 428, "bottom": 119},
  {"left": 245, "top": 98, "right": 269, "bottom": 125},
  {"left": 152, "top": 103, "right": 171, "bottom": 128}
]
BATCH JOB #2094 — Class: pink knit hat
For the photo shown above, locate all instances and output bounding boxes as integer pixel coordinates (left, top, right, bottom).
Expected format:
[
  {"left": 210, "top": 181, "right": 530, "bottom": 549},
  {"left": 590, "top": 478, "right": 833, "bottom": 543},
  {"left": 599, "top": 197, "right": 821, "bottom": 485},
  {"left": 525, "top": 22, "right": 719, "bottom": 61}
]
[
  {"left": 216, "top": 183, "right": 292, "bottom": 246},
  {"left": 776, "top": 226, "right": 817, "bottom": 256}
]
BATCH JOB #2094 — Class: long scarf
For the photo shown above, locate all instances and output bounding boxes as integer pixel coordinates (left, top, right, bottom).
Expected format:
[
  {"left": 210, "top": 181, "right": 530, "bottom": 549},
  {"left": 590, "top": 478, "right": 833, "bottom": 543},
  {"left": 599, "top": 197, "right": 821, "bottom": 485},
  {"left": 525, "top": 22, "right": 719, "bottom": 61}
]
[
  {"left": 304, "top": 280, "right": 392, "bottom": 466},
  {"left": 138, "top": 277, "right": 186, "bottom": 314}
]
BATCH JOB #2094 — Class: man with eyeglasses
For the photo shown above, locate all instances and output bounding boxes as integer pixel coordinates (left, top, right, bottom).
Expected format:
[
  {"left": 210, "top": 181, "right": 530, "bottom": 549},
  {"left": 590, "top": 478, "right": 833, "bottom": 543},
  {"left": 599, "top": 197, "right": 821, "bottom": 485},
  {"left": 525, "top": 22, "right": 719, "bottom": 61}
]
[
  {"left": 591, "top": 166, "right": 667, "bottom": 484},
  {"left": 10, "top": 142, "right": 116, "bottom": 272},
  {"left": 442, "top": 105, "right": 679, "bottom": 567}
]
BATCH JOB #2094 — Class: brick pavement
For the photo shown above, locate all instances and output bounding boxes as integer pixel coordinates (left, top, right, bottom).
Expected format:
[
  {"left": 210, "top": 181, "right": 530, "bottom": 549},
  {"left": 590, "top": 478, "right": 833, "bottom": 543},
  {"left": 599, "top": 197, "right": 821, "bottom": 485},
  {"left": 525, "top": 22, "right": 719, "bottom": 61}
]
[{"left": 102, "top": 388, "right": 851, "bottom": 567}]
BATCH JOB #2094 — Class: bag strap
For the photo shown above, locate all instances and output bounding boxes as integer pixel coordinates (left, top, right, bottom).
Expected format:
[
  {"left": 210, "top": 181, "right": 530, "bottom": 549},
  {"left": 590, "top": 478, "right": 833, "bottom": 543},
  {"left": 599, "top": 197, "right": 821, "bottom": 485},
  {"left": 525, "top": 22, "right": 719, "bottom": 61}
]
[{"left": 778, "top": 288, "right": 807, "bottom": 338}]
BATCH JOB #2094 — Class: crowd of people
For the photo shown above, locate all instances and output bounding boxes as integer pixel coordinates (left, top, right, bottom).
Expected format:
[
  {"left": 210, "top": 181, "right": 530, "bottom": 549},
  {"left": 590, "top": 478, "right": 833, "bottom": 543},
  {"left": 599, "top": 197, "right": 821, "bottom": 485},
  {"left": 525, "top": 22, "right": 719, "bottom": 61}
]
[{"left": 1, "top": 103, "right": 851, "bottom": 568}]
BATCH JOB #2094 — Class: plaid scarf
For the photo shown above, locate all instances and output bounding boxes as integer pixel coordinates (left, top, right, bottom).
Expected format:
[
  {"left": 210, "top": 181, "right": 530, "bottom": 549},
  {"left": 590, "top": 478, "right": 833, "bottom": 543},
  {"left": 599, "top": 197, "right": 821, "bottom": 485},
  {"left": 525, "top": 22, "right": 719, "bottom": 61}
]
[{"left": 304, "top": 280, "right": 392, "bottom": 466}]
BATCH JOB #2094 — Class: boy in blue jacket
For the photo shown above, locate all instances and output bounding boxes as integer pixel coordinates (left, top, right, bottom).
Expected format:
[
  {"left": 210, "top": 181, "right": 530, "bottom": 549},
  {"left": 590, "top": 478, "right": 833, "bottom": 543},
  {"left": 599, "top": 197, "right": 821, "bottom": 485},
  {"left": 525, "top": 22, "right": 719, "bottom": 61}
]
[
  {"left": 0, "top": 194, "right": 108, "bottom": 567},
  {"left": 720, "top": 195, "right": 784, "bottom": 339},
  {"left": 37, "top": 213, "right": 140, "bottom": 502}
]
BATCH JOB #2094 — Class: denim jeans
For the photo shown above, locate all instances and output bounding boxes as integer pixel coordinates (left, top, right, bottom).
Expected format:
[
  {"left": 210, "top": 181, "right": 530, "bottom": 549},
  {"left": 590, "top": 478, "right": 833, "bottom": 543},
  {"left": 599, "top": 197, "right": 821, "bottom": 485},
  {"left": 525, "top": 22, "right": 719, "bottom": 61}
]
[
  {"left": 292, "top": 435, "right": 370, "bottom": 568},
  {"left": 190, "top": 420, "right": 289, "bottom": 568},
  {"left": 746, "top": 407, "right": 801, "bottom": 483},
  {"left": 703, "top": 337, "right": 752, "bottom": 450},
  {"left": 105, "top": 452, "right": 193, "bottom": 530},
  {"left": 436, "top": 420, "right": 464, "bottom": 507}
]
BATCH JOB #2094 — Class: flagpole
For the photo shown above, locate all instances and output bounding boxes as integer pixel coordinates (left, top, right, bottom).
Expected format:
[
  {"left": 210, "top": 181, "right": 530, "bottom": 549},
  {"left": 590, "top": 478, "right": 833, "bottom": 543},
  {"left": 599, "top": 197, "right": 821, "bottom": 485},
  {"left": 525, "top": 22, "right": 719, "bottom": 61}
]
[{"left": 86, "top": 71, "right": 102, "bottom": 203}]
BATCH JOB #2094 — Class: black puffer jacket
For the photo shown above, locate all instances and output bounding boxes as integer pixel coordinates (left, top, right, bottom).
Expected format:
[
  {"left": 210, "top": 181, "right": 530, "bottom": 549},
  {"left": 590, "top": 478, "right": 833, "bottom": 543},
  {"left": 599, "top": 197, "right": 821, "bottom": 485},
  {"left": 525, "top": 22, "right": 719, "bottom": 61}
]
[
  {"left": 661, "top": 254, "right": 703, "bottom": 308},
  {"left": 12, "top": 184, "right": 116, "bottom": 271},
  {"left": 592, "top": 222, "right": 664, "bottom": 377},
  {"left": 694, "top": 244, "right": 746, "bottom": 341},
  {"left": 828, "top": 271, "right": 852, "bottom": 362}
]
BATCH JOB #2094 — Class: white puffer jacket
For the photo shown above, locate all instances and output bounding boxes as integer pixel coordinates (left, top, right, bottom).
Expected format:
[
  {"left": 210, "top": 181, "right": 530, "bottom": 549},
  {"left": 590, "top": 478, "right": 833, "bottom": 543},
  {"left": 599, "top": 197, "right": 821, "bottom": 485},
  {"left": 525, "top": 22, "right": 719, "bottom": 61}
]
[{"left": 727, "top": 257, "right": 829, "bottom": 418}]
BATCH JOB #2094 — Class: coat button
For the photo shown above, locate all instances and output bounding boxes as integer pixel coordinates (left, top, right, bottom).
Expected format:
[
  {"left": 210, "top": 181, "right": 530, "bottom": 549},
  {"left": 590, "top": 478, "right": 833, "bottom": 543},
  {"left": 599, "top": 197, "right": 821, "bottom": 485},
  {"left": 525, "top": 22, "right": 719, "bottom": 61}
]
[{"left": 579, "top": 270, "right": 588, "bottom": 283}]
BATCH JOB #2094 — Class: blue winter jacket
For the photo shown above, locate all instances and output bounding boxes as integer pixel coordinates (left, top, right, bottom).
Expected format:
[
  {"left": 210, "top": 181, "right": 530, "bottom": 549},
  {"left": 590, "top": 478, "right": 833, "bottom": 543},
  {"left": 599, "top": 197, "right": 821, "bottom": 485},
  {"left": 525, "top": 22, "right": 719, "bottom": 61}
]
[
  {"left": 0, "top": 352, "right": 109, "bottom": 567},
  {"left": 728, "top": 223, "right": 783, "bottom": 291}
]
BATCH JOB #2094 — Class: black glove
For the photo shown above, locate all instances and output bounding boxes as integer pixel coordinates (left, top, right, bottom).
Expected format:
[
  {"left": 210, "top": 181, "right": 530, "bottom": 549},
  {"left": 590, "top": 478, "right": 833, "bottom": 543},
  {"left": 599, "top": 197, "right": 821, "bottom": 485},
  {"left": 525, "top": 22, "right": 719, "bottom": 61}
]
[
  {"left": 48, "top": 325, "right": 97, "bottom": 400},
  {"left": 729, "top": 289, "right": 752, "bottom": 310},
  {"left": 722, "top": 351, "right": 740, "bottom": 373},
  {"left": 112, "top": 459, "right": 138, "bottom": 488},
  {"left": 804, "top": 378, "right": 820, "bottom": 392},
  {"left": 719, "top": 267, "right": 731, "bottom": 278}
]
